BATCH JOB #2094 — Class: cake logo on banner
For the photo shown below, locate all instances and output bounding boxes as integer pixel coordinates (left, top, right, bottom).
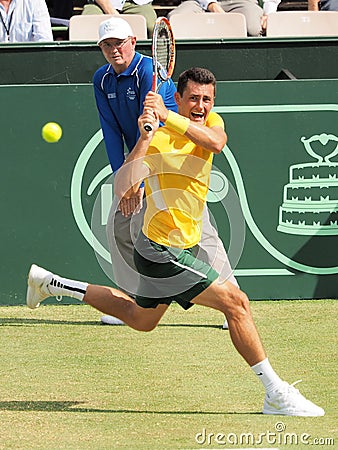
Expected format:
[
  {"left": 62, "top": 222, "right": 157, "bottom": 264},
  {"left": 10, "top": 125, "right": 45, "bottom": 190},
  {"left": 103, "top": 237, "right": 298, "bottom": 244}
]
[{"left": 278, "top": 133, "right": 338, "bottom": 236}]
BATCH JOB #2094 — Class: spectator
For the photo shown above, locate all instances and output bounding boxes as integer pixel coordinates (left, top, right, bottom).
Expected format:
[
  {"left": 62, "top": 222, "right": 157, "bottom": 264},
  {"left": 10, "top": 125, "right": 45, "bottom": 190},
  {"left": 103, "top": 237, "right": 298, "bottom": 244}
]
[
  {"left": 82, "top": 0, "right": 156, "bottom": 37},
  {"left": 168, "top": 0, "right": 263, "bottom": 37},
  {"left": 0, "top": 0, "right": 53, "bottom": 42},
  {"left": 260, "top": 0, "right": 280, "bottom": 33},
  {"left": 308, "top": 0, "right": 338, "bottom": 10},
  {"left": 261, "top": 0, "right": 338, "bottom": 32}
]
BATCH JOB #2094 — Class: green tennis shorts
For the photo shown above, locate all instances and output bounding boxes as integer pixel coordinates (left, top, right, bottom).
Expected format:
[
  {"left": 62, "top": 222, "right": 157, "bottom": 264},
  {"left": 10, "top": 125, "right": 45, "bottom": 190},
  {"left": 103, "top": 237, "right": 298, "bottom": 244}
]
[{"left": 133, "top": 232, "right": 219, "bottom": 310}]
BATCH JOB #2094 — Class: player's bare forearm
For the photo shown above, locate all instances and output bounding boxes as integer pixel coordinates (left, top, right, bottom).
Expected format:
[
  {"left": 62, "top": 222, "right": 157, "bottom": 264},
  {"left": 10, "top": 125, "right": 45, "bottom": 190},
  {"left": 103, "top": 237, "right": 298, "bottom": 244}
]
[
  {"left": 185, "top": 123, "right": 227, "bottom": 154},
  {"left": 114, "top": 138, "right": 150, "bottom": 199}
]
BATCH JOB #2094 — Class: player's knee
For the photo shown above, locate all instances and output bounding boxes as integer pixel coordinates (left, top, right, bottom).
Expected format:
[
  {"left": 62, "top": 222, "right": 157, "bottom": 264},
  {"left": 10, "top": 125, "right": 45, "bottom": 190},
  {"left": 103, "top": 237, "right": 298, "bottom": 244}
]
[
  {"left": 139, "top": 323, "right": 157, "bottom": 332},
  {"left": 132, "top": 320, "right": 158, "bottom": 332},
  {"left": 221, "top": 287, "right": 251, "bottom": 319}
]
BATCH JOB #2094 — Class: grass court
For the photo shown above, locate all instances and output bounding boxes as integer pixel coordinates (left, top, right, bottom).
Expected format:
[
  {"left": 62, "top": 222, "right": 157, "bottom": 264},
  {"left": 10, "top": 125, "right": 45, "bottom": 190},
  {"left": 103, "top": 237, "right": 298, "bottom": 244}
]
[{"left": 1, "top": 300, "right": 336, "bottom": 449}]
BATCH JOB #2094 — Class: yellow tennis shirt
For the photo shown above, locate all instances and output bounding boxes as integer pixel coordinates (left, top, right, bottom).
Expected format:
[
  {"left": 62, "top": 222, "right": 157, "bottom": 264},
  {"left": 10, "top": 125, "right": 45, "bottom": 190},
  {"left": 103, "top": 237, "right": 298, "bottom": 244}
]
[{"left": 142, "top": 111, "right": 224, "bottom": 249}]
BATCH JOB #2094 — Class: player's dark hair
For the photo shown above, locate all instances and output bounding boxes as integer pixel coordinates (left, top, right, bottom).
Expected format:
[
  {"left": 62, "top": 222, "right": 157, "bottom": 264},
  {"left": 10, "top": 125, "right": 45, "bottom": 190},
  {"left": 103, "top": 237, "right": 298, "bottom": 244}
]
[{"left": 177, "top": 67, "right": 216, "bottom": 96}]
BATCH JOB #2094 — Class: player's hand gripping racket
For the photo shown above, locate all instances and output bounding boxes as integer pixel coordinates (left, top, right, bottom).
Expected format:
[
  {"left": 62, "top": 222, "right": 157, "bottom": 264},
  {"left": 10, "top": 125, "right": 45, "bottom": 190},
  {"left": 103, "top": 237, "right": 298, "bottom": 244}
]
[{"left": 144, "top": 17, "right": 175, "bottom": 132}]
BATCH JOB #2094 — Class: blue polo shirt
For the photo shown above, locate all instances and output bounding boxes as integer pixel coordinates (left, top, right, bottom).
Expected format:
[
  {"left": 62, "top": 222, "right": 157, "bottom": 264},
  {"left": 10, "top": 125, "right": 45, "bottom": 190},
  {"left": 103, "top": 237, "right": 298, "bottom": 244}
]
[{"left": 93, "top": 52, "right": 177, "bottom": 173}]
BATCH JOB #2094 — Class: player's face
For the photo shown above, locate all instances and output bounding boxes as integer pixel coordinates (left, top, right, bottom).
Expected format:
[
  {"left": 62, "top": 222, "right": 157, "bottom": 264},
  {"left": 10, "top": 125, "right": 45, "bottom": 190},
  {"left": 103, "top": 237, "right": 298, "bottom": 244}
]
[
  {"left": 175, "top": 80, "right": 215, "bottom": 124},
  {"left": 99, "top": 36, "right": 136, "bottom": 73}
]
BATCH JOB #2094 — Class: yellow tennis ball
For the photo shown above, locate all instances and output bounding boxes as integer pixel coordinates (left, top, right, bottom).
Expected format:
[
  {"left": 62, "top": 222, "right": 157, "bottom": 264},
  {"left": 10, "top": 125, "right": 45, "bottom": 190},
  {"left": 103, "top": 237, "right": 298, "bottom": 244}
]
[{"left": 42, "top": 122, "right": 62, "bottom": 143}]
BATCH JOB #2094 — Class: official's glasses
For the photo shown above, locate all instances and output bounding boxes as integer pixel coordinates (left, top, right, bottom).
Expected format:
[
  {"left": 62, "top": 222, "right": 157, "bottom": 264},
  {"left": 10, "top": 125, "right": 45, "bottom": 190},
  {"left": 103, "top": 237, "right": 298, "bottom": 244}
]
[{"left": 100, "top": 37, "right": 132, "bottom": 51}]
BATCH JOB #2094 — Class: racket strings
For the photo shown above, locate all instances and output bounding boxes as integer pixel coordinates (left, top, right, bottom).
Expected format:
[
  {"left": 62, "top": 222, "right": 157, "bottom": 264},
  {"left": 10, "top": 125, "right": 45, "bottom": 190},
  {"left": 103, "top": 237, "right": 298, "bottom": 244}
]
[{"left": 154, "top": 22, "right": 172, "bottom": 81}]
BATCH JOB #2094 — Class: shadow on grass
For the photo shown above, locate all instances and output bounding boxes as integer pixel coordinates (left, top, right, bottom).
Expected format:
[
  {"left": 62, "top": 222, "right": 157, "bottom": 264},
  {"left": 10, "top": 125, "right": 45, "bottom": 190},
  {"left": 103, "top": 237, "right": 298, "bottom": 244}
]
[
  {"left": 0, "top": 318, "right": 222, "bottom": 329},
  {"left": 0, "top": 317, "right": 99, "bottom": 326},
  {"left": 0, "top": 400, "right": 260, "bottom": 415}
]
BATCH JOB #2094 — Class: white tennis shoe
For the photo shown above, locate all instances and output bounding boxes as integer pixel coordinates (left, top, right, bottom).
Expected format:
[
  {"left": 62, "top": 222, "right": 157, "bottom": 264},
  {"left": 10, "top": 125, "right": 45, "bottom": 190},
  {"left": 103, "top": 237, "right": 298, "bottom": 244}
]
[
  {"left": 26, "top": 264, "right": 53, "bottom": 309},
  {"left": 100, "top": 315, "right": 125, "bottom": 325},
  {"left": 222, "top": 319, "right": 229, "bottom": 330},
  {"left": 263, "top": 380, "right": 324, "bottom": 416}
]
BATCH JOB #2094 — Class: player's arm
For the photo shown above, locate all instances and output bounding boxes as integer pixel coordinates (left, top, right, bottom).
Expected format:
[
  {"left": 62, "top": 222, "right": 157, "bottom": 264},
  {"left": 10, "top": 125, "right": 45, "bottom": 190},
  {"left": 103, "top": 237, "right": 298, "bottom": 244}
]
[
  {"left": 183, "top": 119, "right": 226, "bottom": 154},
  {"left": 114, "top": 107, "right": 157, "bottom": 201},
  {"left": 144, "top": 91, "right": 227, "bottom": 154}
]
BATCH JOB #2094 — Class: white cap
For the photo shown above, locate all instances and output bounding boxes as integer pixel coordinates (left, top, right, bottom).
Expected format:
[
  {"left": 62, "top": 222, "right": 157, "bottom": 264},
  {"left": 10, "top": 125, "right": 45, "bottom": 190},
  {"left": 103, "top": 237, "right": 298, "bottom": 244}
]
[{"left": 97, "top": 17, "right": 134, "bottom": 45}]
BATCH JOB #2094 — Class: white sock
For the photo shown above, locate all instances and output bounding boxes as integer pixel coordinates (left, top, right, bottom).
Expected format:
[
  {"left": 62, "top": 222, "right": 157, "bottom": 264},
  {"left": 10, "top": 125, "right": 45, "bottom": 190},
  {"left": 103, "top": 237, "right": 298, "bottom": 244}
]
[
  {"left": 47, "top": 274, "right": 88, "bottom": 301},
  {"left": 251, "top": 358, "right": 284, "bottom": 392}
]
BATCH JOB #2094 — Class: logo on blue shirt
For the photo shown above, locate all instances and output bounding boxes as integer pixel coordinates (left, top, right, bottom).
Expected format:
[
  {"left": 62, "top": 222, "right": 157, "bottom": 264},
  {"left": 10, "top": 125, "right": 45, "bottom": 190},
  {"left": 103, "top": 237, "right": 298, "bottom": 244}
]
[{"left": 126, "top": 87, "right": 136, "bottom": 101}]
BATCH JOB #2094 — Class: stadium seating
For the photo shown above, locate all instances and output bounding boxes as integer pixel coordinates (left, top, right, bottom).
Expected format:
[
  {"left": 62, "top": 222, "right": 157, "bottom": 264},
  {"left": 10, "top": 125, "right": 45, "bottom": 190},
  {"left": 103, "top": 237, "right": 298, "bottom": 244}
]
[
  {"left": 169, "top": 12, "right": 247, "bottom": 39},
  {"left": 152, "top": 0, "right": 180, "bottom": 17},
  {"left": 278, "top": 0, "right": 308, "bottom": 10},
  {"left": 68, "top": 13, "right": 147, "bottom": 41},
  {"left": 266, "top": 11, "right": 338, "bottom": 37}
]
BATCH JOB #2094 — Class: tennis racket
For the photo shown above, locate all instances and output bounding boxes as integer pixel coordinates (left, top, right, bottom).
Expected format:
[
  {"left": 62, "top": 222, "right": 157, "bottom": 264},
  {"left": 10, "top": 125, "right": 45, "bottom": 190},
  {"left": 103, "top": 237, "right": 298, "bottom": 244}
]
[{"left": 144, "top": 17, "right": 176, "bottom": 132}]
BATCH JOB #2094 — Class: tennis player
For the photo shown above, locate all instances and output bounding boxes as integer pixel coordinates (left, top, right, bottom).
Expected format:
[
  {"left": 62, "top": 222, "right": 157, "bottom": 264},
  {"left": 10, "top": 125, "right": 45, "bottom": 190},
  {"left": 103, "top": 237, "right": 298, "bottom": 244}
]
[{"left": 26, "top": 67, "right": 324, "bottom": 416}]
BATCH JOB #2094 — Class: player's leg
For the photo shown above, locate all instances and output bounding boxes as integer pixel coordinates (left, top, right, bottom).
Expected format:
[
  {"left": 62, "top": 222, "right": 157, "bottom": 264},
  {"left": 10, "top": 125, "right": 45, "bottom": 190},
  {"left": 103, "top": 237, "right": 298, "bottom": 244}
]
[
  {"left": 191, "top": 279, "right": 324, "bottom": 416},
  {"left": 26, "top": 263, "right": 168, "bottom": 331},
  {"left": 192, "top": 279, "right": 265, "bottom": 365},
  {"left": 167, "top": 0, "right": 203, "bottom": 20},
  {"left": 218, "top": 0, "right": 263, "bottom": 36},
  {"left": 122, "top": 0, "right": 157, "bottom": 37},
  {"left": 84, "top": 284, "right": 168, "bottom": 331},
  {"left": 133, "top": 235, "right": 324, "bottom": 416}
]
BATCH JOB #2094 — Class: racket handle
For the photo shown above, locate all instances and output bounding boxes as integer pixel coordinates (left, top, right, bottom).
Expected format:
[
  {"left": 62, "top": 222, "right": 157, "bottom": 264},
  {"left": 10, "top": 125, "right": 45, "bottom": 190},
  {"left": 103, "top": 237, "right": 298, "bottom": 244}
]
[{"left": 144, "top": 123, "right": 153, "bottom": 132}]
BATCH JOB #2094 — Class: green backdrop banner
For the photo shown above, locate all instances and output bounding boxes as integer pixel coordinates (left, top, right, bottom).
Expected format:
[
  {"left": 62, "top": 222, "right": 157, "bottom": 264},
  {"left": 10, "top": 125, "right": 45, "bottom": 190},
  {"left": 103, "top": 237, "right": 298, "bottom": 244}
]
[{"left": 1, "top": 80, "right": 337, "bottom": 305}]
